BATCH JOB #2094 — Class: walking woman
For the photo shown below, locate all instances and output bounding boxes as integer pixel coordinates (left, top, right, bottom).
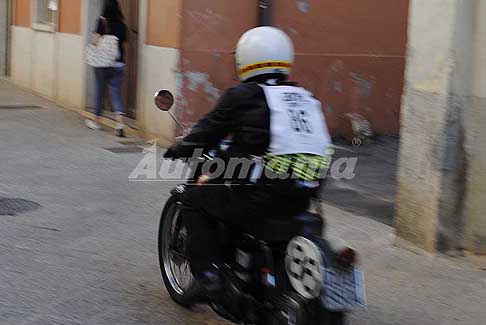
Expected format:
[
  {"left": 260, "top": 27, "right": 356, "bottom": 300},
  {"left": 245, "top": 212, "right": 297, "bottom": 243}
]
[{"left": 85, "top": 0, "right": 128, "bottom": 137}]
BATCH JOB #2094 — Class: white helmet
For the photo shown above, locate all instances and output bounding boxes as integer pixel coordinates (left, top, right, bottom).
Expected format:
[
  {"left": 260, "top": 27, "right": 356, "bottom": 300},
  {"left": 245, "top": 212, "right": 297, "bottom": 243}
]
[{"left": 235, "top": 26, "right": 295, "bottom": 82}]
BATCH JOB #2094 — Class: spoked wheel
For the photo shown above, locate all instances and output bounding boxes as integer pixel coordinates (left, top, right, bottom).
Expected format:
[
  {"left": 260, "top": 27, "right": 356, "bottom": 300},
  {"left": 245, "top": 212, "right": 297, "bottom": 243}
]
[{"left": 158, "top": 196, "right": 198, "bottom": 307}]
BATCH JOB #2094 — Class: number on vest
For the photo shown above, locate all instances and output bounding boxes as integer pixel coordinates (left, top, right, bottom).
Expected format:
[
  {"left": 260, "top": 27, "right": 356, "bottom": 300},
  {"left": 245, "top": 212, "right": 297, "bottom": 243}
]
[{"left": 288, "top": 109, "right": 312, "bottom": 134}]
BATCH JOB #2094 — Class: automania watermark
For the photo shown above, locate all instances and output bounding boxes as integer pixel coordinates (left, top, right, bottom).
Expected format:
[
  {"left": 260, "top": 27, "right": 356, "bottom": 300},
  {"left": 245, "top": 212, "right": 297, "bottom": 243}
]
[{"left": 128, "top": 145, "right": 358, "bottom": 182}]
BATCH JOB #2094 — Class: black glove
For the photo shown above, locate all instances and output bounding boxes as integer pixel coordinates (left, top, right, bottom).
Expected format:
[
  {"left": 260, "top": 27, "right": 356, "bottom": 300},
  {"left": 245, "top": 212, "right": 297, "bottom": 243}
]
[{"left": 163, "top": 147, "right": 179, "bottom": 159}]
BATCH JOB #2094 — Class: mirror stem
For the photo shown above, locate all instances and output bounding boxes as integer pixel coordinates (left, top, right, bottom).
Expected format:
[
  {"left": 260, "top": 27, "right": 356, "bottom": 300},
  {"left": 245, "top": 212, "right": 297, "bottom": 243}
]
[{"left": 167, "top": 111, "right": 186, "bottom": 134}]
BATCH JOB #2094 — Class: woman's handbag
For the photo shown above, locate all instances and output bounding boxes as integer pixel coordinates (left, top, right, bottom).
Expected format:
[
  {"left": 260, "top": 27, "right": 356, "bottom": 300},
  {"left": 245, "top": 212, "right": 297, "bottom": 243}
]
[{"left": 86, "top": 17, "right": 120, "bottom": 67}]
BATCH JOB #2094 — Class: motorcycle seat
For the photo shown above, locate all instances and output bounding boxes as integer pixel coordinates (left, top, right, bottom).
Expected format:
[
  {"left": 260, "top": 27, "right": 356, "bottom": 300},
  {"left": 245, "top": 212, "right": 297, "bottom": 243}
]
[{"left": 246, "top": 212, "right": 324, "bottom": 242}]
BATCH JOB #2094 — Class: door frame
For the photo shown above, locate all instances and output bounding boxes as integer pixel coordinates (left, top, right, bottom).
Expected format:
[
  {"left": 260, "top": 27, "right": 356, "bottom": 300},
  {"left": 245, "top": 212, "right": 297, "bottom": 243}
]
[
  {"left": 119, "top": 0, "right": 139, "bottom": 119},
  {"left": 83, "top": 0, "right": 140, "bottom": 120},
  {"left": 84, "top": 0, "right": 104, "bottom": 110}
]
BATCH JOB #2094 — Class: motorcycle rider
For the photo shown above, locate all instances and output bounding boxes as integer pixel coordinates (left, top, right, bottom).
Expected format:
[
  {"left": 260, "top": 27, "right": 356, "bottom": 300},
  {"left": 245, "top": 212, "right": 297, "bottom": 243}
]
[{"left": 164, "top": 26, "right": 333, "bottom": 293}]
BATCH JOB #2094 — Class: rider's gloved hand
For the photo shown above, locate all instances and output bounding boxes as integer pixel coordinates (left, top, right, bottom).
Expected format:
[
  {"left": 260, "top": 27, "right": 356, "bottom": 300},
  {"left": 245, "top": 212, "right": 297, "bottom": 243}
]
[
  {"left": 163, "top": 147, "right": 178, "bottom": 159},
  {"left": 197, "top": 173, "right": 211, "bottom": 185}
]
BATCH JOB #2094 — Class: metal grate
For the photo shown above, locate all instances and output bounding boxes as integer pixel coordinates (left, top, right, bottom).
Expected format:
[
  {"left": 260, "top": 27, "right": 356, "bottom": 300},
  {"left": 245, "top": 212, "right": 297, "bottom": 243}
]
[
  {"left": 104, "top": 146, "right": 145, "bottom": 154},
  {"left": 0, "top": 198, "right": 41, "bottom": 216},
  {"left": 117, "top": 140, "right": 146, "bottom": 146},
  {"left": 0, "top": 105, "right": 45, "bottom": 110}
]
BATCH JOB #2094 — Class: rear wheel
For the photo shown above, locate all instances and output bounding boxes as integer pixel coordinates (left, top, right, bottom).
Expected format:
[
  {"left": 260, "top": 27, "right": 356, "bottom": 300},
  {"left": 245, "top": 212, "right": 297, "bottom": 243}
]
[
  {"left": 158, "top": 196, "right": 198, "bottom": 307},
  {"left": 307, "top": 299, "right": 347, "bottom": 325}
]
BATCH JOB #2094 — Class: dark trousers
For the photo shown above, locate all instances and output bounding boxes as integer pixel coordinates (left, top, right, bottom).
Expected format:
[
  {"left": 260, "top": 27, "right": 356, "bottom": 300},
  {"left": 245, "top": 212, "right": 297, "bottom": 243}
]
[
  {"left": 94, "top": 66, "right": 125, "bottom": 116},
  {"left": 182, "top": 181, "right": 315, "bottom": 275}
]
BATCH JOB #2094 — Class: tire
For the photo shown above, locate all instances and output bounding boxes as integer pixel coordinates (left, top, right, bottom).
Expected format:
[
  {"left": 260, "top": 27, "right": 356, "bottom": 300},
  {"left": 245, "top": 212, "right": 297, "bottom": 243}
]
[
  {"left": 158, "top": 196, "right": 199, "bottom": 307},
  {"left": 320, "top": 310, "right": 346, "bottom": 325}
]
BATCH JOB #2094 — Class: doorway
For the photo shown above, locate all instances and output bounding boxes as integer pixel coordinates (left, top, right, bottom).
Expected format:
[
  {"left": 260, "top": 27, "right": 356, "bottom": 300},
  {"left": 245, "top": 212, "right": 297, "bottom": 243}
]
[
  {"left": 84, "top": 0, "right": 104, "bottom": 109},
  {"left": 119, "top": 0, "right": 139, "bottom": 119},
  {"left": 84, "top": 0, "right": 139, "bottom": 120}
]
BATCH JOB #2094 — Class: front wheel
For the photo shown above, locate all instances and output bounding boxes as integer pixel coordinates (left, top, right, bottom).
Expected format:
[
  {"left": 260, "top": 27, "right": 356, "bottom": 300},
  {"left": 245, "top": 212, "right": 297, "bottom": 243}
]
[{"left": 158, "top": 196, "right": 198, "bottom": 307}]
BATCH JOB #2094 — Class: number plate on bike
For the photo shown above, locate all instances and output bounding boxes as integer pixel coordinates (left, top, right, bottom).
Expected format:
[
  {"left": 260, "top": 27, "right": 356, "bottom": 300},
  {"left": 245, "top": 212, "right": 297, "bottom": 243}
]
[{"left": 321, "top": 268, "right": 366, "bottom": 311}]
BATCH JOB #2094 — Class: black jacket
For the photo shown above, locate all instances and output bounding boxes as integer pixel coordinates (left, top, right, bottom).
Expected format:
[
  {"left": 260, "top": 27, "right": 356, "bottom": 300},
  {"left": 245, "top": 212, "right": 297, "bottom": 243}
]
[
  {"left": 167, "top": 78, "right": 325, "bottom": 196},
  {"left": 166, "top": 81, "right": 273, "bottom": 159}
]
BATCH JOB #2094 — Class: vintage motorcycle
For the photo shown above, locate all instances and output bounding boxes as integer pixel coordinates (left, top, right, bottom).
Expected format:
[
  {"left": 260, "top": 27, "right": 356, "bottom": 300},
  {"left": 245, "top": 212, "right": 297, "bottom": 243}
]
[{"left": 154, "top": 89, "right": 366, "bottom": 324}]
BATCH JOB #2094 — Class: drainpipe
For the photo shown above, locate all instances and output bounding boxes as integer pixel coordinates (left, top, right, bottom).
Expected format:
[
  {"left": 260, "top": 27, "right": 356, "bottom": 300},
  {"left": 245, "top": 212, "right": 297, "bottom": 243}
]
[
  {"left": 258, "top": 0, "right": 272, "bottom": 26},
  {"left": 2, "top": 0, "right": 10, "bottom": 76}
]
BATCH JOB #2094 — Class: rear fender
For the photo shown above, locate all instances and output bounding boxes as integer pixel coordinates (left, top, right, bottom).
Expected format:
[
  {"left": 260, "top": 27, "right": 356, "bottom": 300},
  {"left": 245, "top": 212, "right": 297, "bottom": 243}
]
[{"left": 294, "top": 212, "right": 324, "bottom": 238}]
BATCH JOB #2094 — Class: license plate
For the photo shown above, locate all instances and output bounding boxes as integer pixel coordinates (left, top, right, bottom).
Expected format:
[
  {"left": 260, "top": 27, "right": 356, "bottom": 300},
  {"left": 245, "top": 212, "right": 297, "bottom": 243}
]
[{"left": 321, "top": 268, "right": 367, "bottom": 311}]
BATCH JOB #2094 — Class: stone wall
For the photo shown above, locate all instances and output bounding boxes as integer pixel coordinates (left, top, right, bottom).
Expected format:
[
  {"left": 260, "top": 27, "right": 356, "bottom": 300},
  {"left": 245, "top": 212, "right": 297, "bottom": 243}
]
[{"left": 397, "top": 0, "right": 486, "bottom": 254}]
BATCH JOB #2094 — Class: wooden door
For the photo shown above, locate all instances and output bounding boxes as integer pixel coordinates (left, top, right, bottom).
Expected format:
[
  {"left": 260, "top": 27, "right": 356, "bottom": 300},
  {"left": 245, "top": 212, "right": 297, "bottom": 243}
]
[{"left": 119, "top": 0, "right": 139, "bottom": 119}]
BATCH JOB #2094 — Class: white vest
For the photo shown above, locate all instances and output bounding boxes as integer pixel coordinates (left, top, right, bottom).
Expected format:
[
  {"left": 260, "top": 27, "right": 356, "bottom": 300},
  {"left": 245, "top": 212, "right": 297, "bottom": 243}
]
[{"left": 260, "top": 85, "right": 332, "bottom": 157}]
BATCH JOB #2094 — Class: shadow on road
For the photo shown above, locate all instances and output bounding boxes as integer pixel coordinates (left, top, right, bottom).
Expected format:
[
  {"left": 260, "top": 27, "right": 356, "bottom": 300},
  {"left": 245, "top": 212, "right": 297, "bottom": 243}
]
[{"left": 322, "top": 136, "right": 399, "bottom": 226}]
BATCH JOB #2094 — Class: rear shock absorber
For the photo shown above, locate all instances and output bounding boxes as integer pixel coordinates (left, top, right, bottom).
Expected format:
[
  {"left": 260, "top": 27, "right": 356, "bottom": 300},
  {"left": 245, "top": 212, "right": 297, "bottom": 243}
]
[
  {"left": 260, "top": 241, "right": 276, "bottom": 289},
  {"left": 234, "top": 234, "right": 256, "bottom": 283}
]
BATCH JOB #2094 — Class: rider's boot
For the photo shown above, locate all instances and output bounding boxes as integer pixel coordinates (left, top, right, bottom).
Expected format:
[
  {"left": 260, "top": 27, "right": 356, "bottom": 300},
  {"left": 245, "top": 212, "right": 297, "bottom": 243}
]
[{"left": 196, "top": 265, "right": 225, "bottom": 300}]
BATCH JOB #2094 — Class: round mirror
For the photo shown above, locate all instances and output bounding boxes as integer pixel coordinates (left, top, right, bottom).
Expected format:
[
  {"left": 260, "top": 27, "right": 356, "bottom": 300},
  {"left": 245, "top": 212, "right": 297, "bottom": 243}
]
[{"left": 154, "top": 89, "right": 175, "bottom": 112}]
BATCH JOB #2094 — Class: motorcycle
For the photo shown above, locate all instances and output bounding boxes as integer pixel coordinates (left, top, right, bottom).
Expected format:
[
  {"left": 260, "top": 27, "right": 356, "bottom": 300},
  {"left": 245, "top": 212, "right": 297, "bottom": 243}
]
[{"left": 154, "top": 89, "right": 366, "bottom": 324}]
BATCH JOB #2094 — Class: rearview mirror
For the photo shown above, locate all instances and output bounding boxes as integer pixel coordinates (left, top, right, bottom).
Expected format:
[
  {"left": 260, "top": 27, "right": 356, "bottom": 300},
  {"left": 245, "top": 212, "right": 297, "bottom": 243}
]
[{"left": 154, "top": 89, "right": 175, "bottom": 112}]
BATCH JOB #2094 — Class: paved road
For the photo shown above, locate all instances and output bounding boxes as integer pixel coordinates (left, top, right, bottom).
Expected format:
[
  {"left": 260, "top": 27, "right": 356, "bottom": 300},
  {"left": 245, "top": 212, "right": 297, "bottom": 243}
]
[
  {"left": 2, "top": 80, "right": 486, "bottom": 325},
  {"left": 0, "top": 81, "right": 230, "bottom": 324},
  {"left": 322, "top": 136, "right": 398, "bottom": 226}
]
